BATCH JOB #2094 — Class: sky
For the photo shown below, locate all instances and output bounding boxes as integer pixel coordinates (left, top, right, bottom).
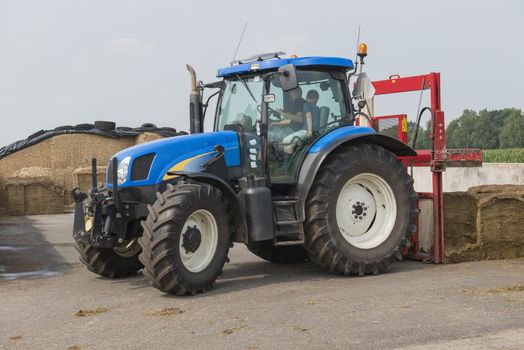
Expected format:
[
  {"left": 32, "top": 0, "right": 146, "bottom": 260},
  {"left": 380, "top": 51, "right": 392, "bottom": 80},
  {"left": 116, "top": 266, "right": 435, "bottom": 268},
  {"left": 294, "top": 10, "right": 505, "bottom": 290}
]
[{"left": 0, "top": 0, "right": 523, "bottom": 146}]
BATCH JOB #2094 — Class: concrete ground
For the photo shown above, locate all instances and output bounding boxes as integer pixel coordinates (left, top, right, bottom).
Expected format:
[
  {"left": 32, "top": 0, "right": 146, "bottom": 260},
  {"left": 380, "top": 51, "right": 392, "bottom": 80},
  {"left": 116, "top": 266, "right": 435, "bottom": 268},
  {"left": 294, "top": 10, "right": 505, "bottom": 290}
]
[{"left": 1, "top": 214, "right": 524, "bottom": 350}]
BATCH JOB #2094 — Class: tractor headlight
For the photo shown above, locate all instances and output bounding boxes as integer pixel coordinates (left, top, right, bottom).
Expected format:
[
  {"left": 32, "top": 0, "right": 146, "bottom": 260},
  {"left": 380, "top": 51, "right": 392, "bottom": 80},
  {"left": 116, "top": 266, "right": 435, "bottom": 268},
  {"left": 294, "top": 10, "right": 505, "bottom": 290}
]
[{"left": 117, "top": 156, "right": 131, "bottom": 185}]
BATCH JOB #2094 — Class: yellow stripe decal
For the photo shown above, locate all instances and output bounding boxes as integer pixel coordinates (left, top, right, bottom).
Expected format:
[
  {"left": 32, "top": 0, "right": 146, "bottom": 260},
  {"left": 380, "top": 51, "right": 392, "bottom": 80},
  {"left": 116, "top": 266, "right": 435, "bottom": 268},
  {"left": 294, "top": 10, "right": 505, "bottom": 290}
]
[{"left": 162, "top": 151, "right": 215, "bottom": 180}]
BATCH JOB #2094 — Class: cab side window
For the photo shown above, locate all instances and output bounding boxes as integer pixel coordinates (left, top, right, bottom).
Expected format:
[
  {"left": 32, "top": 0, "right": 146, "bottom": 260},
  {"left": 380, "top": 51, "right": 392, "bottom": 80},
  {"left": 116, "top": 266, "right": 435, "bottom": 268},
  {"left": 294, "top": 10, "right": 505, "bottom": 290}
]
[{"left": 267, "top": 70, "right": 348, "bottom": 184}]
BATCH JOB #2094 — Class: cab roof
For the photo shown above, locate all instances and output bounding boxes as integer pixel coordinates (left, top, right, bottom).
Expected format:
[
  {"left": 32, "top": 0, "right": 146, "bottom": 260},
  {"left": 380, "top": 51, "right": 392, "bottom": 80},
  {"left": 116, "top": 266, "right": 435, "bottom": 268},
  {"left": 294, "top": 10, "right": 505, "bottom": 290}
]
[{"left": 216, "top": 56, "right": 354, "bottom": 78}]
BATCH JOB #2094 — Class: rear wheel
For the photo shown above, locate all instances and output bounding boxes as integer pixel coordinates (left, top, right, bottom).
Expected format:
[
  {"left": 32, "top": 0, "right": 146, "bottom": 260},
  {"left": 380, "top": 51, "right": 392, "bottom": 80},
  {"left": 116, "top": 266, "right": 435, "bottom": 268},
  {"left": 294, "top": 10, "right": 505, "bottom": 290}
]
[
  {"left": 138, "top": 182, "right": 231, "bottom": 295},
  {"left": 76, "top": 237, "right": 143, "bottom": 278},
  {"left": 304, "top": 143, "right": 417, "bottom": 276},
  {"left": 246, "top": 241, "right": 309, "bottom": 264}
]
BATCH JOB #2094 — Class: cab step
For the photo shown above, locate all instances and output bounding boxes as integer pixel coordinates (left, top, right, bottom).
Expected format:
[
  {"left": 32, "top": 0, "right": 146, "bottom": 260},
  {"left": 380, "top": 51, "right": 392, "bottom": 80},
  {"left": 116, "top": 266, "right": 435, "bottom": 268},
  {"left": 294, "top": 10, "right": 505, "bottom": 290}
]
[{"left": 272, "top": 196, "right": 305, "bottom": 246}]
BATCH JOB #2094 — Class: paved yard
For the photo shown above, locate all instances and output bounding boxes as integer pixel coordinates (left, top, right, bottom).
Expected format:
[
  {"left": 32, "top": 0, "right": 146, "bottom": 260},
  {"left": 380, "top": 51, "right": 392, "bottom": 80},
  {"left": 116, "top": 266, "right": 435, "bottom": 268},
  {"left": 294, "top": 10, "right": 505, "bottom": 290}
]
[{"left": 1, "top": 214, "right": 524, "bottom": 350}]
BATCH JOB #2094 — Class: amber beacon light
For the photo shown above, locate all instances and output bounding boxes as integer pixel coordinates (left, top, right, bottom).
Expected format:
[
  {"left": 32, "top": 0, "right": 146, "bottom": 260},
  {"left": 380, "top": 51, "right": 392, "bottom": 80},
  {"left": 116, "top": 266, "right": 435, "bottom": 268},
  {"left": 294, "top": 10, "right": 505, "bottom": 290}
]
[{"left": 357, "top": 43, "right": 368, "bottom": 58}]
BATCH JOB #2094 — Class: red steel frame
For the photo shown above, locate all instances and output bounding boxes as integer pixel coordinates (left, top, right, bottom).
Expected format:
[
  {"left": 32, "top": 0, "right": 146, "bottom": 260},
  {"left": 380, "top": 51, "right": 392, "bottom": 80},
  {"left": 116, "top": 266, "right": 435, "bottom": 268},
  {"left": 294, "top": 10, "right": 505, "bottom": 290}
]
[
  {"left": 369, "top": 73, "right": 481, "bottom": 264},
  {"left": 371, "top": 114, "right": 408, "bottom": 143}
]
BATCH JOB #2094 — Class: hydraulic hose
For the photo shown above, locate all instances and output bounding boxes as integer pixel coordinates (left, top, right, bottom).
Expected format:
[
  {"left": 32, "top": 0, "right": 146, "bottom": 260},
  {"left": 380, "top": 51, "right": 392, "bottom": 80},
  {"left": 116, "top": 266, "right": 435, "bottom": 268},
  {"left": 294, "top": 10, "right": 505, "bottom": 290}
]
[
  {"left": 354, "top": 111, "right": 372, "bottom": 126},
  {"left": 411, "top": 107, "right": 434, "bottom": 149}
]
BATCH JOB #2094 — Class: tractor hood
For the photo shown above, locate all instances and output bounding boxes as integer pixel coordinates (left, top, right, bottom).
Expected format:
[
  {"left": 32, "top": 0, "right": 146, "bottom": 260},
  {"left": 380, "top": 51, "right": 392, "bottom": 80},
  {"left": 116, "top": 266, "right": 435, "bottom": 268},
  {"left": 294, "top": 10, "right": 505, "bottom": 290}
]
[{"left": 108, "top": 131, "right": 241, "bottom": 188}]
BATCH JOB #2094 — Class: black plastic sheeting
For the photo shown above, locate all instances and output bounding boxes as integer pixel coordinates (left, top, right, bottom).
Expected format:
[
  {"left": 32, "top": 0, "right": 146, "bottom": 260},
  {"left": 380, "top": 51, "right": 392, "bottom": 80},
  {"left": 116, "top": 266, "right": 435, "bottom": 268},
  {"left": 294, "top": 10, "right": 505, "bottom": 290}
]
[{"left": 0, "top": 123, "right": 187, "bottom": 160}]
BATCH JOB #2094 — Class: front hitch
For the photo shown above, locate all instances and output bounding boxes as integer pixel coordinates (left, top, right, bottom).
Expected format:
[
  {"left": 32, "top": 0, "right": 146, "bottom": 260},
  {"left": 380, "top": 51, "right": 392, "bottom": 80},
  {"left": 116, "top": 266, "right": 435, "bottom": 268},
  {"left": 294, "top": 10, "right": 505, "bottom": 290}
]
[{"left": 71, "top": 158, "right": 116, "bottom": 248}]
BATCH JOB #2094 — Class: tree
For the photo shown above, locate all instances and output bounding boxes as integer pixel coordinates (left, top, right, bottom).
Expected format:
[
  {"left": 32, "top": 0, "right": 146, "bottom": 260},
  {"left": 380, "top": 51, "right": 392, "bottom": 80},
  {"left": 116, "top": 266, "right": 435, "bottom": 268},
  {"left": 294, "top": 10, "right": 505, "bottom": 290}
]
[
  {"left": 407, "top": 120, "right": 432, "bottom": 149},
  {"left": 446, "top": 108, "right": 522, "bottom": 149},
  {"left": 470, "top": 109, "right": 500, "bottom": 149},
  {"left": 446, "top": 109, "right": 477, "bottom": 148},
  {"left": 499, "top": 110, "right": 524, "bottom": 148}
]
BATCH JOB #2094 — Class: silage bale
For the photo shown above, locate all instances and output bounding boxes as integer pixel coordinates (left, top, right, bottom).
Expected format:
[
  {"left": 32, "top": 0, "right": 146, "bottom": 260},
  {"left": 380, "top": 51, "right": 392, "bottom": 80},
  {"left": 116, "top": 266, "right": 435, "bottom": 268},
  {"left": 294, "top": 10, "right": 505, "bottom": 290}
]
[
  {"left": 477, "top": 193, "right": 524, "bottom": 260},
  {"left": 5, "top": 182, "right": 26, "bottom": 215},
  {"left": 73, "top": 166, "right": 107, "bottom": 194},
  {"left": 443, "top": 191, "right": 482, "bottom": 263},
  {"left": 135, "top": 132, "right": 164, "bottom": 144},
  {"left": 24, "top": 182, "right": 64, "bottom": 215},
  {"left": 4, "top": 167, "right": 65, "bottom": 215},
  {"left": 444, "top": 192, "right": 478, "bottom": 248},
  {"left": 444, "top": 185, "right": 524, "bottom": 263}
]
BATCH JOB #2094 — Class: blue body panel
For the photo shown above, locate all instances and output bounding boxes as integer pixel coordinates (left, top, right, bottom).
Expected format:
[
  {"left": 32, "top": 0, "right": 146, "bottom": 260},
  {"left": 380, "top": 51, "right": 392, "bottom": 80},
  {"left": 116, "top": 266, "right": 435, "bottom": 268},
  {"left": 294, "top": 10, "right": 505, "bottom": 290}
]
[
  {"left": 217, "top": 56, "right": 354, "bottom": 78},
  {"left": 308, "top": 126, "right": 375, "bottom": 154},
  {"left": 108, "top": 131, "right": 241, "bottom": 188}
]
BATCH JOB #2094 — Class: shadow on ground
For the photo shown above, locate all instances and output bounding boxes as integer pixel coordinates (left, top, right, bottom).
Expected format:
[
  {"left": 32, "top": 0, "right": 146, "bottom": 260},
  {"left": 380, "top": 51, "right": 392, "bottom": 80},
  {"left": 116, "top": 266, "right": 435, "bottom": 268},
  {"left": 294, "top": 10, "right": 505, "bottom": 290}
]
[
  {"left": 0, "top": 216, "right": 71, "bottom": 279},
  {"left": 107, "top": 254, "right": 430, "bottom": 298}
]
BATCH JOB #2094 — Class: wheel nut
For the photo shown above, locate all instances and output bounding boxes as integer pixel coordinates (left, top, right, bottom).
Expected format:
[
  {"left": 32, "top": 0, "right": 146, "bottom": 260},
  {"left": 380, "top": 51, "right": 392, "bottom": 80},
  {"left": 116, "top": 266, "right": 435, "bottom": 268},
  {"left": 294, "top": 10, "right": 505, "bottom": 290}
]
[
  {"left": 364, "top": 207, "right": 367, "bottom": 211},
  {"left": 363, "top": 213, "right": 367, "bottom": 216},
  {"left": 354, "top": 215, "right": 358, "bottom": 219},
  {"left": 352, "top": 210, "right": 355, "bottom": 214},
  {"left": 356, "top": 201, "right": 360, "bottom": 205},
  {"left": 352, "top": 205, "right": 356, "bottom": 208},
  {"left": 359, "top": 216, "right": 363, "bottom": 220}
]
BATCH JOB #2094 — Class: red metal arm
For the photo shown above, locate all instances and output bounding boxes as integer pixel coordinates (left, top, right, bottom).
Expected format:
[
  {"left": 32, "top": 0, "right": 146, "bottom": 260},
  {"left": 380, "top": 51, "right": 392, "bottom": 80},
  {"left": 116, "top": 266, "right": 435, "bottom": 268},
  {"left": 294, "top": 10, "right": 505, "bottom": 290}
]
[{"left": 371, "top": 73, "right": 447, "bottom": 263}]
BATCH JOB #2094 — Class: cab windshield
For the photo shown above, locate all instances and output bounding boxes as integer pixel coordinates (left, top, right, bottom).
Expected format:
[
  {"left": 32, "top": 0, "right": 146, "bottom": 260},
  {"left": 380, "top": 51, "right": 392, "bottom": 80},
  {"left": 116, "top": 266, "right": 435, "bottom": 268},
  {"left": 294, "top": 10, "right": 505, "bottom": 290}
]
[{"left": 216, "top": 75, "right": 263, "bottom": 133}]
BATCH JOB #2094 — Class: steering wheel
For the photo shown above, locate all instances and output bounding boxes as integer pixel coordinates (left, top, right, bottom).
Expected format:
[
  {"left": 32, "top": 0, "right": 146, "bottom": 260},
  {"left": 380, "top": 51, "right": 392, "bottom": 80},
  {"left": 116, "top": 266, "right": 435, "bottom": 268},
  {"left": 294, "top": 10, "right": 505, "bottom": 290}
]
[{"left": 257, "top": 104, "right": 282, "bottom": 121}]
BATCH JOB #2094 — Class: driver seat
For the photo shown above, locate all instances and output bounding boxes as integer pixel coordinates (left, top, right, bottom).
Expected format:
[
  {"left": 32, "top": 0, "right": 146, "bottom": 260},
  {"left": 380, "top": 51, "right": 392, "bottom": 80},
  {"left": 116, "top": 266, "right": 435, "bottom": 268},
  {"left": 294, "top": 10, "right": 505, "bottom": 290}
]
[
  {"left": 241, "top": 114, "right": 253, "bottom": 132},
  {"left": 318, "top": 106, "right": 330, "bottom": 130}
]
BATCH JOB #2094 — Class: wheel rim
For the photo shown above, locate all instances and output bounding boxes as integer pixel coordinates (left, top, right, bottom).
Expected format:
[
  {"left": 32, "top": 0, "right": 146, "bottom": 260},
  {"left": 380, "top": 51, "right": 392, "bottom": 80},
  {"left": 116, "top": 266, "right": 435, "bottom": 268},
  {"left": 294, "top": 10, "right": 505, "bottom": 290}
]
[
  {"left": 179, "top": 209, "right": 218, "bottom": 273},
  {"left": 335, "top": 173, "right": 397, "bottom": 249},
  {"left": 113, "top": 238, "right": 141, "bottom": 258}
]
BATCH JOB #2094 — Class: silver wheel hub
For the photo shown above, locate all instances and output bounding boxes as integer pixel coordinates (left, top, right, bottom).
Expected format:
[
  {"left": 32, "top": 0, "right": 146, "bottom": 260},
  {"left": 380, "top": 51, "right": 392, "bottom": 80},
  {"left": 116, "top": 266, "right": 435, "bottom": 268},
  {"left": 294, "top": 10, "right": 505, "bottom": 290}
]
[
  {"left": 113, "top": 238, "right": 140, "bottom": 258},
  {"left": 336, "top": 173, "right": 397, "bottom": 249},
  {"left": 179, "top": 209, "right": 218, "bottom": 273}
]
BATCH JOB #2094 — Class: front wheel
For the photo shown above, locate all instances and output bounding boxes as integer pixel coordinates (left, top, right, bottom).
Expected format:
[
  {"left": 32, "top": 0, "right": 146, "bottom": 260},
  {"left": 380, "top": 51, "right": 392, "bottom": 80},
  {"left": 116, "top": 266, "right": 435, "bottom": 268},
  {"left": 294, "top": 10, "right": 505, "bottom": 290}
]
[
  {"left": 75, "top": 237, "right": 143, "bottom": 278},
  {"left": 304, "top": 143, "right": 417, "bottom": 276},
  {"left": 138, "top": 182, "right": 231, "bottom": 295}
]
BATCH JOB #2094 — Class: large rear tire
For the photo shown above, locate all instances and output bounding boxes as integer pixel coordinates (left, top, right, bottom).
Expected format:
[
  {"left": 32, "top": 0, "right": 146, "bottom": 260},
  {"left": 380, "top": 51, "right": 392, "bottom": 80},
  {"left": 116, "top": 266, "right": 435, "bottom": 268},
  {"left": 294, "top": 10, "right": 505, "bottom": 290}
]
[
  {"left": 304, "top": 143, "right": 417, "bottom": 276},
  {"left": 138, "top": 182, "right": 231, "bottom": 295},
  {"left": 246, "top": 241, "right": 309, "bottom": 264}
]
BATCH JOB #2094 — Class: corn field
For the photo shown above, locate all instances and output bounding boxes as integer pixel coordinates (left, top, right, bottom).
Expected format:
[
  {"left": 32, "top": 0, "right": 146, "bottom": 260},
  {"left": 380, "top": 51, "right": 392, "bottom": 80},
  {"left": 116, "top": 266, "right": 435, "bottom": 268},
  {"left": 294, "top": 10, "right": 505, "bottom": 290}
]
[{"left": 482, "top": 148, "right": 524, "bottom": 163}]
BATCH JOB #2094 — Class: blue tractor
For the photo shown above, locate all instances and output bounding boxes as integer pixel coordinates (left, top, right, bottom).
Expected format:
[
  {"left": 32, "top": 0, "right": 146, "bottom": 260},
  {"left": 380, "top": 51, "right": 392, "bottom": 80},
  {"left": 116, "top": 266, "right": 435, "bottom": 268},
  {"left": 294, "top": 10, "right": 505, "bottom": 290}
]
[{"left": 72, "top": 47, "right": 417, "bottom": 295}]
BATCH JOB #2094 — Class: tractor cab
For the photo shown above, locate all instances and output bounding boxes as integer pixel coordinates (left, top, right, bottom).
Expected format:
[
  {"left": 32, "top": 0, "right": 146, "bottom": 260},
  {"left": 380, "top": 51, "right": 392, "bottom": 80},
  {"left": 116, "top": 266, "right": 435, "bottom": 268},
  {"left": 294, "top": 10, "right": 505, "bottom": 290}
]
[{"left": 213, "top": 54, "right": 355, "bottom": 184}]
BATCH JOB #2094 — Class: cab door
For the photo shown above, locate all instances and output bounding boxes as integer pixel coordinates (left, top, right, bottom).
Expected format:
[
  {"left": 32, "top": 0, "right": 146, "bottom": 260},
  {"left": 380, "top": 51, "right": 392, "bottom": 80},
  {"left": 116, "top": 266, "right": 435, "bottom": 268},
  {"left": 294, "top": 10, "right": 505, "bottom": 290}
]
[{"left": 266, "top": 69, "right": 350, "bottom": 184}]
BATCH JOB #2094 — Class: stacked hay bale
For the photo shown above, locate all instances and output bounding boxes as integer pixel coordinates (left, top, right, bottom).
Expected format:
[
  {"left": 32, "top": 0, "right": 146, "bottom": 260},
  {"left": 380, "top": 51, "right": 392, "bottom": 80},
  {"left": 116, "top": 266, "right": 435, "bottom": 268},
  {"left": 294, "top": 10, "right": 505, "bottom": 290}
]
[
  {"left": 72, "top": 166, "right": 108, "bottom": 194},
  {"left": 4, "top": 167, "right": 64, "bottom": 215},
  {"left": 445, "top": 185, "right": 524, "bottom": 262},
  {"left": 0, "top": 131, "right": 167, "bottom": 216}
]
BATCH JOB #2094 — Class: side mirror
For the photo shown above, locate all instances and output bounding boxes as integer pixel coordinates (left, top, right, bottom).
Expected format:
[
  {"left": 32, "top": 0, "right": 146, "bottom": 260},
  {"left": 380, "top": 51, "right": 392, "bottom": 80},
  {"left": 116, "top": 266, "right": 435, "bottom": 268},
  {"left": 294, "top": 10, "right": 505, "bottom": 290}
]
[
  {"left": 278, "top": 64, "right": 298, "bottom": 92},
  {"left": 352, "top": 72, "right": 375, "bottom": 100},
  {"left": 263, "top": 94, "right": 275, "bottom": 103},
  {"left": 255, "top": 120, "right": 268, "bottom": 137}
]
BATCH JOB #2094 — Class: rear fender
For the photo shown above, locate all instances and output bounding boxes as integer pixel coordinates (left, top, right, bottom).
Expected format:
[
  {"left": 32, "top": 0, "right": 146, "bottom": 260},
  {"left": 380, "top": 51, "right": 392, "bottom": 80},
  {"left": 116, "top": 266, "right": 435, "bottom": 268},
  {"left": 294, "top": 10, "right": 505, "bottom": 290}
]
[{"left": 297, "top": 128, "right": 416, "bottom": 218}]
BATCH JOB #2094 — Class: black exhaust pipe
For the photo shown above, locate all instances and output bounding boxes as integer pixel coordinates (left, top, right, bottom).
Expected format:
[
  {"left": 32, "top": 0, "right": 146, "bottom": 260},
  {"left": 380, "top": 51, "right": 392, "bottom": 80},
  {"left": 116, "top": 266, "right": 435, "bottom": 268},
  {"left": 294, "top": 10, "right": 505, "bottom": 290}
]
[
  {"left": 91, "top": 158, "right": 97, "bottom": 190},
  {"left": 186, "top": 64, "right": 203, "bottom": 134}
]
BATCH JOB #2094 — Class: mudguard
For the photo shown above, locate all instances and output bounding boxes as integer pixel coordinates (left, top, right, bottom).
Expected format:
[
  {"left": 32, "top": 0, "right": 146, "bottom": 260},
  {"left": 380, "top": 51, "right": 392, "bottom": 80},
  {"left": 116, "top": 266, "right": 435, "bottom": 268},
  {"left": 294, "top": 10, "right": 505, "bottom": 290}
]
[
  {"left": 297, "top": 126, "right": 416, "bottom": 217},
  {"left": 167, "top": 171, "right": 248, "bottom": 243}
]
